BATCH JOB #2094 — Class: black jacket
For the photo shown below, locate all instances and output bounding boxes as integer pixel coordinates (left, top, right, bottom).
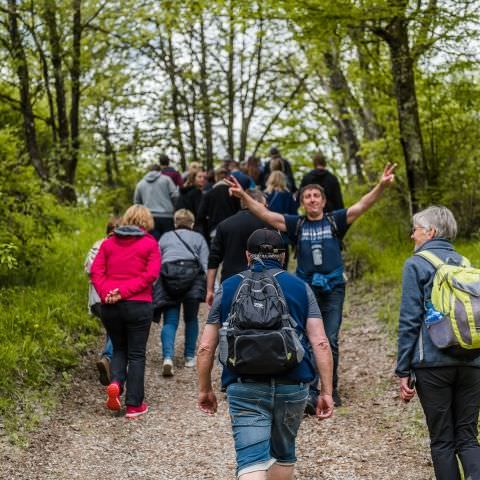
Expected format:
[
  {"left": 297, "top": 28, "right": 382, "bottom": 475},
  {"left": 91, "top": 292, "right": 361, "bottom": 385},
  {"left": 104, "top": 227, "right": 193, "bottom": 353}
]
[
  {"left": 300, "top": 168, "right": 344, "bottom": 212},
  {"left": 176, "top": 186, "right": 204, "bottom": 218},
  {"left": 196, "top": 182, "right": 240, "bottom": 239},
  {"left": 208, "top": 209, "right": 272, "bottom": 282}
]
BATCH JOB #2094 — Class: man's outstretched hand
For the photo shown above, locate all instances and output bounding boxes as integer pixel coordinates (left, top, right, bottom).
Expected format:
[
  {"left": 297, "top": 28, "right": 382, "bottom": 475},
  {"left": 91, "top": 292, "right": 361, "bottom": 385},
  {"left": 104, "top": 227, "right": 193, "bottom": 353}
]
[
  {"left": 226, "top": 175, "right": 246, "bottom": 199},
  {"left": 379, "top": 163, "right": 396, "bottom": 188}
]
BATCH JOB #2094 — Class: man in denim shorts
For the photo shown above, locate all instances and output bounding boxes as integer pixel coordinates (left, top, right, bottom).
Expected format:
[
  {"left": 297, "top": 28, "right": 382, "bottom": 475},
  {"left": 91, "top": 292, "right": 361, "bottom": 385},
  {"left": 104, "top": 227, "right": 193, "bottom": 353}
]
[{"left": 197, "top": 229, "right": 334, "bottom": 480}]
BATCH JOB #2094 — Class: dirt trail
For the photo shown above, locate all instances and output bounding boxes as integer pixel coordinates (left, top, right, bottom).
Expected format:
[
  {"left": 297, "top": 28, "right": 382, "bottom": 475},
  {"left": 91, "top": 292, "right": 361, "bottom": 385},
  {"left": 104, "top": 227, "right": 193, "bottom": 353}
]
[{"left": 0, "top": 286, "right": 434, "bottom": 480}]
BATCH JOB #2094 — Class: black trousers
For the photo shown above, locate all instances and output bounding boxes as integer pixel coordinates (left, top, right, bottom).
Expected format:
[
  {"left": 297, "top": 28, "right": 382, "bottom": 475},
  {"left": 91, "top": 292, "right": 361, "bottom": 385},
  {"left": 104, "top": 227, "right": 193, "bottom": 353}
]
[
  {"left": 151, "top": 216, "right": 175, "bottom": 241},
  {"left": 101, "top": 301, "right": 153, "bottom": 407},
  {"left": 415, "top": 367, "right": 480, "bottom": 480}
]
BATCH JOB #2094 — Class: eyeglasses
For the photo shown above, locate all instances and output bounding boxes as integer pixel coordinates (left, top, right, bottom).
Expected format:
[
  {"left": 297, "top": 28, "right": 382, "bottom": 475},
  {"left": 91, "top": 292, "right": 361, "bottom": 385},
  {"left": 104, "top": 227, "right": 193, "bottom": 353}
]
[{"left": 411, "top": 226, "right": 426, "bottom": 235}]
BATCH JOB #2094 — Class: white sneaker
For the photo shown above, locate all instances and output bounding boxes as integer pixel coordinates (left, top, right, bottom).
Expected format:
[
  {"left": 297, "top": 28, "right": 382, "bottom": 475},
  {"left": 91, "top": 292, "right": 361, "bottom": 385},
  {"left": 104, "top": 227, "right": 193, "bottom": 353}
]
[
  {"left": 184, "top": 357, "right": 195, "bottom": 368},
  {"left": 162, "top": 358, "right": 174, "bottom": 377}
]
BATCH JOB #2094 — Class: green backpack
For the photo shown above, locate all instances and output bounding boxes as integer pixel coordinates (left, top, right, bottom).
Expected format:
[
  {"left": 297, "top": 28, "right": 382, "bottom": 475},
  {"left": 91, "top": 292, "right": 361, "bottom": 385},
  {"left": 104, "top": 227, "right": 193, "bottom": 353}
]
[{"left": 416, "top": 250, "right": 480, "bottom": 357}]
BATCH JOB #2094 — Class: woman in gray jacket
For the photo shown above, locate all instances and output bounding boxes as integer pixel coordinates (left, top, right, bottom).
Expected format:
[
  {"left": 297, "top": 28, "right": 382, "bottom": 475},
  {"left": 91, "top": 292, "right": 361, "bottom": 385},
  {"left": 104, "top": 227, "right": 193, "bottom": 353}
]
[
  {"left": 156, "top": 209, "right": 209, "bottom": 376},
  {"left": 396, "top": 205, "right": 480, "bottom": 480}
]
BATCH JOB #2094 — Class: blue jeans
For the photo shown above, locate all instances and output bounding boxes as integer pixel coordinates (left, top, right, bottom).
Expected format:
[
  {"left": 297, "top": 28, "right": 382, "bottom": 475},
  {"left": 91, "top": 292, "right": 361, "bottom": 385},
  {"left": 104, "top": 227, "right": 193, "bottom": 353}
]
[
  {"left": 102, "top": 336, "right": 113, "bottom": 360},
  {"left": 312, "top": 284, "right": 345, "bottom": 391},
  {"left": 226, "top": 380, "right": 308, "bottom": 478},
  {"left": 91, "top": 302, "right": 113, "bottom": 360},
  {"left": 161, "top": 300, "right": 200, "bottom": 359},
  {"left": 101, "top": 301, "right": 153, "bottom": 406}
]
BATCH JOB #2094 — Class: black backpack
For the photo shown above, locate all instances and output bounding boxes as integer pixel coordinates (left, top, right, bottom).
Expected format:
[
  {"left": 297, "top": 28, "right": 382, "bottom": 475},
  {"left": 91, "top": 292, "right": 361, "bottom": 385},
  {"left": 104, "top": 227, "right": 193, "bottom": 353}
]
[{"left": 219, "top": 268, "right": 305, "bottom": 376}]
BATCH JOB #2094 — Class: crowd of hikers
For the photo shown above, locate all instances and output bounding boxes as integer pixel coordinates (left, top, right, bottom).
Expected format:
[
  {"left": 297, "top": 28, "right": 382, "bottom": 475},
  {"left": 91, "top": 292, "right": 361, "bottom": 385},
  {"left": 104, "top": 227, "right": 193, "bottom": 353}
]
[{"left": 84, "top": 148, "right": 480, "bottom": 480}]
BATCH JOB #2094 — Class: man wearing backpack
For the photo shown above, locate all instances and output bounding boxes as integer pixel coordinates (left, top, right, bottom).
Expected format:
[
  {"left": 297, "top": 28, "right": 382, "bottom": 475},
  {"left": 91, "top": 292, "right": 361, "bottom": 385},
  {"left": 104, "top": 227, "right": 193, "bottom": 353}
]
[
  {"left": 197, "top": 229, "right": 334, "bottom": 480},
  {"left": 226, "top": 164, "right": 396, "bottom": 407}
]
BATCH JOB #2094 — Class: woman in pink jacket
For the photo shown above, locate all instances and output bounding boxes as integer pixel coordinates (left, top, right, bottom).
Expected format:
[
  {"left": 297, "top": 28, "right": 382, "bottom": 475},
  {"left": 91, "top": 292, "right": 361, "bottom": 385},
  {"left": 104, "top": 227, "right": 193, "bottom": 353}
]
[{"left": 91, "top": 205, "right": 161, "bottom": 418}]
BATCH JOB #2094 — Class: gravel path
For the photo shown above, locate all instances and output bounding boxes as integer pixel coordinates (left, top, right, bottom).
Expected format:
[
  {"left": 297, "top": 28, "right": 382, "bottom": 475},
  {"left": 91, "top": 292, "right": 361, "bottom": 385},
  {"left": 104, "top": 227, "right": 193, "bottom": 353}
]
[{"left": 1, "top": 286, "right": 434, "bottom": 479}]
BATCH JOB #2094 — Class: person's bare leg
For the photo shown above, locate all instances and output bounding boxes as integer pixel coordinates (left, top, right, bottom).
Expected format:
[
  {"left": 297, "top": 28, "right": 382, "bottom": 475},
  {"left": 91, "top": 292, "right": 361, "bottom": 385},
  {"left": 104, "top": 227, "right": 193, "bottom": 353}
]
[
  {"left": 266, "top": 464, "right": 294, "bottom": 480},
  {"left": 239, "top": 470, "right": 267, "bottom": 480}
]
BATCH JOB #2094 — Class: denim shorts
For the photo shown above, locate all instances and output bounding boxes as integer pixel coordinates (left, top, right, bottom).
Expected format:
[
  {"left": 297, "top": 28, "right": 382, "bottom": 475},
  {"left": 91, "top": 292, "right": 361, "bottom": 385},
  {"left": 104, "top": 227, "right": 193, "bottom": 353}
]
[{"left": 226, "top": 380, "right": 308, "bottom": 478}]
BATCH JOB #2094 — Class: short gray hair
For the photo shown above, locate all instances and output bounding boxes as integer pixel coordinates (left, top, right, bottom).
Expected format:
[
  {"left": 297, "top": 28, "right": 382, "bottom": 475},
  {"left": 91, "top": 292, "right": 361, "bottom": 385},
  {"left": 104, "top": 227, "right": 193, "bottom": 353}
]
[
  {"left": 412, "top": 205, "right": 457, "bottom": 240},
  {"left": 249, "top": 253, "right": 285, "bottom": 263}
]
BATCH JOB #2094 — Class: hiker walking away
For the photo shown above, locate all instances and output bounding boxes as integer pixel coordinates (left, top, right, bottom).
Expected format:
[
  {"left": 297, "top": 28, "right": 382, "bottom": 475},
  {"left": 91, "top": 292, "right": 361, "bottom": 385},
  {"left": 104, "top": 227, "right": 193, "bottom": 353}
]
[
  {"left": 176, "top": 169, "right": 207, "bottom": 220},
  {"left": 396, "top": 206, "right": 480, "bottom": 480},
  {"left": 300, "top": 151, "right": 344, "bottom": 212},
  {"left": 196, "top": 167, "right": 240, "bottom": 244},
  {"left": 197, "top": 229, "right": 334, "bottom": 480},
  {"left": 134, "top": 164, "right": 179, "bottom": 240},
  {"left": 84, "top": 216, "right": 120, "bottom": 386},
  {"left": 227, "top": 164, "right": 396, "bottom": 407},
  {"left": 159, "top": 153, "right": 184, "bottom": 188},
  {"left": 91, "top": 205, "right": 160, "bottom": 418},
  {"left": 153, "top": 209, "right": 208, "bottom": 376},
  {"left": 264, "top": 147, "right": 297, "bottom": 193},
  {"left": 265, "top": 171, "right": 298, "bottom": 268},
  {"left": 205, "top": 190, "right": 271, "bottom": 306}
]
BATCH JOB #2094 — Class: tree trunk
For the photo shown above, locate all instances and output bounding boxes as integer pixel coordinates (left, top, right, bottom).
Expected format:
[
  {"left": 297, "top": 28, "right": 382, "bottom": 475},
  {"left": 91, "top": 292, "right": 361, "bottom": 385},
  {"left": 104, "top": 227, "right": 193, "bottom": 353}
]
[
  {"left": 374, "top": 6, "right": 426, "bottom": 212},
  {"left": 68, "top": 0, "right": 82, "bottom": 199},
  {"left": 166, "top": 33, "right": 187, "bottom": 170},
  {"left": 44, "top": 0, "right": 76, "bottom": 202},
  {"left": 226, "top": 1, "right": 235, "bottom": 162},
  {"left": 7, "top": 0, "right": 47, "bottom": 180},
  {"left": 238, "top": 17, "right": 264, "bottom": 164},
  {"left": 199, "top": 16, "right": 214, "bottom": 170},
  {"left": 323, "top": 48, "right": 365, "bottom": 183}
]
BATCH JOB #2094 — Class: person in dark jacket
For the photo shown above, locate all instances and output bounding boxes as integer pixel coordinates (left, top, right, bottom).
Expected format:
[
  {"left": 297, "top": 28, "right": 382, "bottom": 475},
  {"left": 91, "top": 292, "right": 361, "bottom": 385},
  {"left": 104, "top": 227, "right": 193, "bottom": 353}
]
[
  {"left": 265, "top": 171, "right": 298, "bottom": 268},
  {"left": 396, "top": 205, "right": 480, "bottom": 480},
  {"left": 159, "top": 154, "right": 183, "bottom": 188},
  {"left": 155, "top": 209, "right": 209, "bottom": 376},
  {"left": 300, "top": 151, "right": 344, "bottom": 212},
  {"left": 196, "top": 167, "right": 240, "bottom": 243},
  {"left": 205, "top": 189, "right": 271, "bottom": 306},
  {"left": 264, "top": 147, "right": 297, "bottom": 193},
  {"left": 176, "top": 170, "right": 207, "bottom": 219}
]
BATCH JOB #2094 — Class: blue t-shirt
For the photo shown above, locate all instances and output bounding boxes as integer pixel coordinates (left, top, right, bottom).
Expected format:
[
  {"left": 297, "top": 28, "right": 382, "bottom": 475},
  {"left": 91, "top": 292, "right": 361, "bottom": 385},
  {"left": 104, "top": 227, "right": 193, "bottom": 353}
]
[
  {"left": 284, "top": 209, "right": 348, "bottom": 281},
  {"left": 207, "top": 259, "right": 321, "bottom": 388}
]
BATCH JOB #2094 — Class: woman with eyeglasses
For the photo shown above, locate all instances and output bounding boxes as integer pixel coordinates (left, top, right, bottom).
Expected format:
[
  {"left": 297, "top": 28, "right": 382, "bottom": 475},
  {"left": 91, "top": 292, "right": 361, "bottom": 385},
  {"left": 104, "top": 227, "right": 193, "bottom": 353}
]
[{"left": 396, "top": 205, "right": 480, "bottom": 480}]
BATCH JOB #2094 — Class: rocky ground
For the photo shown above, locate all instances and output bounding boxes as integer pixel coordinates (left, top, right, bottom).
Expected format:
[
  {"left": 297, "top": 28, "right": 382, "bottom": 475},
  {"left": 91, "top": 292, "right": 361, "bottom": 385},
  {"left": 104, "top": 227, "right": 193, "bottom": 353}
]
[{"left": 0, "top": 286, "right": 434, "bottom": 479}]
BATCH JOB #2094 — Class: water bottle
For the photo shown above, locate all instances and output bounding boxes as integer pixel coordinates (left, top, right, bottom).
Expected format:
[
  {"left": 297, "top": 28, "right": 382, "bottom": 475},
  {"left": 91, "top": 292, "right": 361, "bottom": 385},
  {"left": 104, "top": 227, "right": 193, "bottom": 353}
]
[
  {"left": 218, "top": 321, "right": 229, "bottom": 365},
  {"left": 311, "top": 242, "right": 323, "bottom": 266},
  {"left": 425, "top": 302, "right": 443, "bottom": 326}
]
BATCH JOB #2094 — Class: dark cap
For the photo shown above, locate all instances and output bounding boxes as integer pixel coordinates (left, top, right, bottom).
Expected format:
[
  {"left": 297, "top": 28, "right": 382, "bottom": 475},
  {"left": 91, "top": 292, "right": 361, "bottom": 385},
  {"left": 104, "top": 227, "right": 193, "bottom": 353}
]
[
  {"left": 247, "top": 228, "right": 286, "bottom": 254},
  {"left": 269, "top": 146, "right": 280, "bottom": 156}
]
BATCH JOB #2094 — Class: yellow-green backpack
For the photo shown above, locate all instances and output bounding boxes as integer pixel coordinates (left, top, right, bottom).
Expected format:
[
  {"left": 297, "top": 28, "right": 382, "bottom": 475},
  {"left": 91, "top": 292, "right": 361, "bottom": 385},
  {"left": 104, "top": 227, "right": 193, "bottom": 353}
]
[{"left": 416, "top": 251, "right": 480, "bottom": 356}]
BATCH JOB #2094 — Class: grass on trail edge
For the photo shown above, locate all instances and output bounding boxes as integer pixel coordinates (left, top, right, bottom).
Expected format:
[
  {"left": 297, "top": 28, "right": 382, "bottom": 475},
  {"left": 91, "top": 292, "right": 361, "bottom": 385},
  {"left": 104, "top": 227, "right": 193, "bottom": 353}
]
[{"left": 0, "top": 211, "right": 105, "bottom": 443}]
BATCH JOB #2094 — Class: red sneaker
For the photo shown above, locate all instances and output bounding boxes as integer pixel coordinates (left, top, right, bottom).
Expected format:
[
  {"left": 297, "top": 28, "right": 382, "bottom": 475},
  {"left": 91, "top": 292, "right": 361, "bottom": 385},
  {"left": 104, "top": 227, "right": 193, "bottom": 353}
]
[
  {"left": 125, "top": 403, "right": 148, "bottom": 418},
  {"left": 105, "top": 382, "right": 121, "bottom": 411}
]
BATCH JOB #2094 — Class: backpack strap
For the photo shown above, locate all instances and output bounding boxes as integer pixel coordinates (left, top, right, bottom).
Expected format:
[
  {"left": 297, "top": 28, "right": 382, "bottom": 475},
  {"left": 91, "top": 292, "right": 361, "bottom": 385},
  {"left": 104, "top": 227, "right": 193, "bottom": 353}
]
[
  {"left": 415, "top": 250, "right": 471, "bottom": 269},
  {"left": 293, "top": 216, "right": 306, "bottom": 259},
  {"left": 415, "top": 250, "right": 444, "bottom": 269},
  {"left": 173, "top": 231, "right": 199, "bottom": 263}
]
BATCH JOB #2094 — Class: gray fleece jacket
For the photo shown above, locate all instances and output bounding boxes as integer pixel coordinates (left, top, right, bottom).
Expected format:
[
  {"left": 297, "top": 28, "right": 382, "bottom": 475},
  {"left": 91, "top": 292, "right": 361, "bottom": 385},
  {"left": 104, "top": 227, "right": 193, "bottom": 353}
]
[
  {"left": 134, "top": 171, "right": 179, "bottom": 217},
  {"left": 159, "top": 229, "right": 209, "bottom": 272}
]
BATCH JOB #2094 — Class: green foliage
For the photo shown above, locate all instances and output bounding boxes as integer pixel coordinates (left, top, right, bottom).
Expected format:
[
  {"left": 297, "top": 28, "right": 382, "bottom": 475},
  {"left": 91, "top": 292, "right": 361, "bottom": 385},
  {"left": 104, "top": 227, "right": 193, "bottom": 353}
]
[
  {"left": 0, "top": 211, "right": 105, "bottom": 437},
  {"left": 0, "top": 130, "right": 68, "bottom": 283}
]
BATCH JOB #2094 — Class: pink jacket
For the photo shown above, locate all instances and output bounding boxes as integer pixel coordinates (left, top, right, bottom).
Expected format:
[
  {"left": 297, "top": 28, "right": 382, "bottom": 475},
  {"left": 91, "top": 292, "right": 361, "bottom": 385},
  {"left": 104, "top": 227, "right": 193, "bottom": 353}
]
[{"left": 91, "top": 226, "right": 161, "bottom": 303}]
